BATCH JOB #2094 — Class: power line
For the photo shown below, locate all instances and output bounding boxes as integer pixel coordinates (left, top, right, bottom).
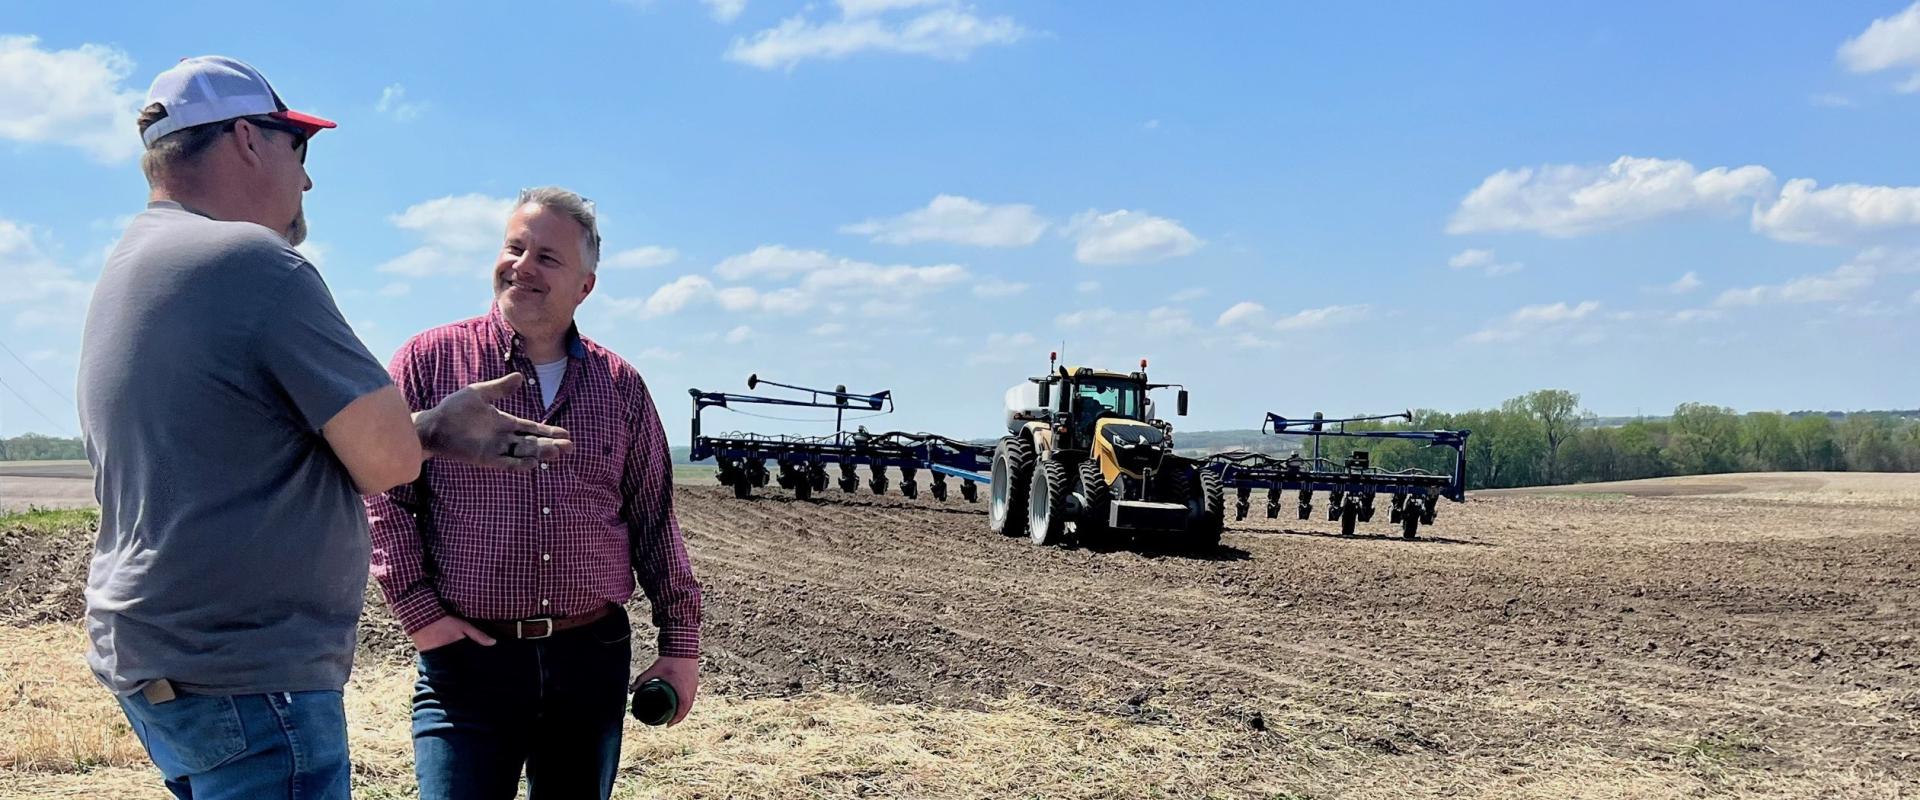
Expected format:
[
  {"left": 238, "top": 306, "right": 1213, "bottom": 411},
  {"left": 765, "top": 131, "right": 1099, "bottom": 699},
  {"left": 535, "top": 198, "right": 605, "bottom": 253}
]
[
  {"left": 0, "top": 337, "right": 74, "bottom": 406},
  {"left": 0, "top": 372, "right": 74, "bottom": 436}
]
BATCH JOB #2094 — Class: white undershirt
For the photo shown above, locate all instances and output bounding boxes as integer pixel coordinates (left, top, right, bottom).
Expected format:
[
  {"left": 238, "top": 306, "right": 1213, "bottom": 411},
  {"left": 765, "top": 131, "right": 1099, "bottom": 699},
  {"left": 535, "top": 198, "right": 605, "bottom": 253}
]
[{"left": 533, "top": 359, "right": 567, "bottom": 409}]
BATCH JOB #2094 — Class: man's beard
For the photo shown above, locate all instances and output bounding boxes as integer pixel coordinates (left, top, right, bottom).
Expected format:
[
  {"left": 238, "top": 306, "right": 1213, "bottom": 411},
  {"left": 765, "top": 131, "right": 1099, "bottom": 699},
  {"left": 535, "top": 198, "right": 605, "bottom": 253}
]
[{"left": 285, "top": 208, "right": 308, "bottom": 247}]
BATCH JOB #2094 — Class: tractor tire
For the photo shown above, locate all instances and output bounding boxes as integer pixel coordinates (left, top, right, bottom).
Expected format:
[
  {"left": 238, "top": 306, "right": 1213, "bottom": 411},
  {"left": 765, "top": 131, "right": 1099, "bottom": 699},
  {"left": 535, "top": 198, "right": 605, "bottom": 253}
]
[
  {"left": 1077, "top": 459, "right": 1111, "bottom": 545},
  {"left": 1028, "top": 459, "right": 1070, "bottom": 547},
  {"left": 1340, "top": 503, "right": 1358, "bottom": 536},
  {"left": 1192, "top": 470, "right": 1225, "bottom": 550},
  {"left": 1401, "top": 508, "right": 1420, "bottom": 539},
  {"left": 811, "top": 470, "right": 829, "bottom": 493},
  {"left": 793, "top": 474, "right": 812, "bottom": 500},
  {"left": 733, "top": 479, "right": 752, "bottom": 499},
  {"left": 988, "top": 437, "right": 1034, "bottom": 537}
]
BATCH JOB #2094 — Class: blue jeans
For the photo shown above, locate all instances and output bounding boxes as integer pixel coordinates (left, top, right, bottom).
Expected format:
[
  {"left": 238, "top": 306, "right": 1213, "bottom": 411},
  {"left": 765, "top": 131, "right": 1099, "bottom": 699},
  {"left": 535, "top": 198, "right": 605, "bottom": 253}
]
[
  {"left": 116, "top": 688, "right": 350, "bottom": 800},
  {"left": 411, "top": 606, "right": 632, "bottom": 800}
]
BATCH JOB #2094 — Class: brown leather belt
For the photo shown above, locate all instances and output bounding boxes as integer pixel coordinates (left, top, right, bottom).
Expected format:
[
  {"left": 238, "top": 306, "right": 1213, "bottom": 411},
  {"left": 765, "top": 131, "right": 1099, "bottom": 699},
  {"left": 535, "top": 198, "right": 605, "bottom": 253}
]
[{"left": 471, "top": 604, "right": 614, "bottom": 641}]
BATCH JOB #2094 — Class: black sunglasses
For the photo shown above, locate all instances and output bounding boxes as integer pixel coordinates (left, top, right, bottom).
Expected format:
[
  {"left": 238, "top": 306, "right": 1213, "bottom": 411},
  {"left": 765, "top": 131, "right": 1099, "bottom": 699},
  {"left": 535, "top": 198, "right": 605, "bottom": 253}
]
[{"left": 228, "top": 116, "right": 310, "bottom": 163}]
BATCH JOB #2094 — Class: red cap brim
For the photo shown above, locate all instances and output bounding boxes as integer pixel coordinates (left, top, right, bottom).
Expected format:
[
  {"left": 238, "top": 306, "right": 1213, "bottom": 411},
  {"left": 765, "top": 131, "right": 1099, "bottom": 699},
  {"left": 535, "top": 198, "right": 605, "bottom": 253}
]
[{"left": 271, "top": 109, "right": 337, "bottom": 134}]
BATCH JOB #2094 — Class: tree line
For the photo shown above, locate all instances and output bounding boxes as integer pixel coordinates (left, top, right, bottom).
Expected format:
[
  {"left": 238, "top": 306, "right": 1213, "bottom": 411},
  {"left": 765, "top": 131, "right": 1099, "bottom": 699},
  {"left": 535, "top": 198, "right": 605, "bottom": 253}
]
[
  {"left": 1348, "top": 390, "right": 1920, "bottom": 490},
  {"left": 0, "top": 433, "right": 86, "bottom": 461}
]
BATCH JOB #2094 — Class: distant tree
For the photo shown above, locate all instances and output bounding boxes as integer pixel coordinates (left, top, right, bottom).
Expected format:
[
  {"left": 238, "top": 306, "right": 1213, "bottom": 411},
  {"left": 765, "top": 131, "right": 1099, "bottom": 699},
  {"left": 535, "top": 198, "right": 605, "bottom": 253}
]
[
  {"left": 1739, "top": 411, "right": 1796, "bottom": 471},
  {"left": 1787, "top": 414, "right": 1843, "bottom": 472},
  {"left": 1837, "top": 415, "right": 1900, "bottom": 472},
  {"left": 0, "top": 434, "right": 85, "bottom": 461},
  {"left": 1517, "top": 389, "right": 1581, "bottom": 484},
  {"left": 1667, "top": 403, "right": 1741, "bottom": 474}
]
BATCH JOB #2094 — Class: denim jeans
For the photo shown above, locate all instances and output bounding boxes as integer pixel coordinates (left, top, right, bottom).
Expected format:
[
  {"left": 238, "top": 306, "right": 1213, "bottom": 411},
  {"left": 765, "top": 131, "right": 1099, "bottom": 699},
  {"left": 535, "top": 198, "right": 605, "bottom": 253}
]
[
  {"left": 411, "top": 605, "right": 633, "bottom": 800},
  {"left": 116, "top": 688, "right": 351, "bottom": 800}
]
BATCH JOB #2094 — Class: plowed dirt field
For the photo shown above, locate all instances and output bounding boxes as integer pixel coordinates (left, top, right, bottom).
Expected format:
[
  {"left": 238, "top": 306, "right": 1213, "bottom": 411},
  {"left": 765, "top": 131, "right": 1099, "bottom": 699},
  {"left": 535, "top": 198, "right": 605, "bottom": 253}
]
[{"left": 5, "top": 472, "right": 1917, "bottom": 797}]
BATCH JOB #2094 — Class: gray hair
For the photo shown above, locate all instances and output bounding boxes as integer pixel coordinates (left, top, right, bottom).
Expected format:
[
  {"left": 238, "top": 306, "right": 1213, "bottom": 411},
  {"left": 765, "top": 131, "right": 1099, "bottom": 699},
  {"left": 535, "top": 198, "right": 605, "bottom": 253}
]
[
  {"left": 136, "top": 102, "right": 226, "bottom": 187},
  {"left": 516, "top": 186, "right": 602, "bottom": 274}
]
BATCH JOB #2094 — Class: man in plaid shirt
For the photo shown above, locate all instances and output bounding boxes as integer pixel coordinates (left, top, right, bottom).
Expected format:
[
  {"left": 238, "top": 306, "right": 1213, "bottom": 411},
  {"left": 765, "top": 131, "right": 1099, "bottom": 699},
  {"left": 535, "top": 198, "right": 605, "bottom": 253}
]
[{"left": 367, "top": 187, "right": 701, "bottom": 799}]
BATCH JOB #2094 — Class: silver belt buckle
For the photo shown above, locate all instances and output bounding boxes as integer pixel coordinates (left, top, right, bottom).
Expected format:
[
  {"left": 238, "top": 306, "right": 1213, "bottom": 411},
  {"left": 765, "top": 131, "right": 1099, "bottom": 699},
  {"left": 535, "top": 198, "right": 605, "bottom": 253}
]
[{"left": 516, "top": 618, "right": 555, "bottom": 640}]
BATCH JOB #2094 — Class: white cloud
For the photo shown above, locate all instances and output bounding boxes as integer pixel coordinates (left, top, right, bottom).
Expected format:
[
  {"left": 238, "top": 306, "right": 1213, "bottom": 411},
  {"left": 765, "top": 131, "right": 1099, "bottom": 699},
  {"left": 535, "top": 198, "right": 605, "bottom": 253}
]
[
  {"left": 1215, "top": 301, "right": 1266, "bottom": 327},
  {"left": 724, "top": 325, "right": 753, "bottom": 344},
  {"left": 1838, "top": 3, "right": 1920, "bottom": 78},
  {"left": 375, "top": 83, "right": 425, "bottom": 121},
  {"left": 1669, "top": 308, "right": 1723, "bottom": 323},
  {"left": 704, "top": 0, "right": 747, "bottom": 22},
  {"left": 1076, "top": 280, "right": 1101, "bottom": 294},
  {"left": 810, "top": 322, "right": 848, "bottom": 336},
  {"left": 1059, "top": 303, "right": 1190, "bottom": 331},
  {"left": 1466, "top": 301, "right": 1601, "bottom": 344},
  {"left": 726, "top": 1, "right": 1025, "bottom": 70},
  {"left": 1447, "top": 156, "right": 1775, "bottom": 237},
  {"left": 1903, "top": 74, "right": 1920, "bottom": 93},
  {"left": 972, "top": 279, "right": 1029, "bottom": 297},
  {"left": 1055, "top": 307, "right": 1118, "bottom": 328},
  {"left": 614, "top": 245, "right": 965, "bottom": 319},
  {"left": 1067, "top": 209, "right": 1203, "bottom": 265},
  {"left": 0, "top": 35, "right": 143, "bottom": 163},
  {"left": 1271, "top": 304, "right": 1372, "bottom": 331},
  {"left": 1446, "top": 247, "right": 1524, "bottom": 277},
  {"left": 966, "top": 331, "right": 1037, "bottom": 365},
  {"left": 1511, "top": 301, "right": 1600, "bottom": 324},
  {"left": 632, "top": 274, "right": 718, "bottom": 317},
  {"left": 604, "top": 245, "right": 679, "bottom": 269},
  {"left": 0, "top": 219, "right": 92, "bottom": 329},
  {"left": 1664, "top": 271, "right": 1703, "bottom": 294},
  {"left": 1751, "top": 178, "right": 1920, "bottom": 244},
  {"left": 636, "top": 346, "right": 681, "bottom": 361},
  {"left": 296, "top": 241, "right": 329, "bottom": 267},
  {"left": 1714, "top": 264, "right": 1876, "bottom": 307},
  {"left": 714, "top": 245, "right": 839, "bottom": 280},
  {"left": 841, "top": 194, "right": 1048, "bottom": 247},
  {"left": 1810, "top": 93, "right": 1856, "bottom": 107},
  {"left": 377, "top": 282, "right": 411, "bottom": 298},
  {"left": 1168, "top": 287, "right": 1208, "bottom": 302},
  {"left": 379, "top": 194, "right": 515, "bottom": 277}
]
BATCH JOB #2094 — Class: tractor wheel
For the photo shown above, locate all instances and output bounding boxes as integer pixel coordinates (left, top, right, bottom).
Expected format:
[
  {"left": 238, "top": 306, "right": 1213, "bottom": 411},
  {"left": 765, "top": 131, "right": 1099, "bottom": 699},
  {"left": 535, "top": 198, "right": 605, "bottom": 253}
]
[
  {"left": 793, "top": 474, "right": 812, "bottom": 500},
  {"left": 960, "top": 480, "right": 979, "bottom": 503},
  {"left": 1192, "top": 470, "right": 1225, "bottom": 550},
  {"left": 988, "top": 437, "right": 1034, "bottom": 537},
  {"left": 1340, "top": 503, "right": 1358, "bottom": 536},
  {"left": 811, "top": 470, "right": 829, "bottom": 493},
  {"left": 1077, "top": 459, "right": 1111, "bottom": 545},
  {"left": 733, "top": 479, "right": 752, "bottom": 499},
  {"left": 1401, "top": 508, "right": 1420, "bottom": 539},
  {"left": 1028, "top": 459, "right": 1070, "bottom": 546}
]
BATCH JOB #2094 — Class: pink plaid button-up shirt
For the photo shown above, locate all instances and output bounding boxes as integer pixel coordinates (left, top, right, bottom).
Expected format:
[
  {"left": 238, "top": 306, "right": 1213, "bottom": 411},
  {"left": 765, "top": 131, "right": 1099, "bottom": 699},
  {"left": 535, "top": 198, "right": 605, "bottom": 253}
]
[{"left": 366, "top": 306, "right": 701, "bottom": 658}]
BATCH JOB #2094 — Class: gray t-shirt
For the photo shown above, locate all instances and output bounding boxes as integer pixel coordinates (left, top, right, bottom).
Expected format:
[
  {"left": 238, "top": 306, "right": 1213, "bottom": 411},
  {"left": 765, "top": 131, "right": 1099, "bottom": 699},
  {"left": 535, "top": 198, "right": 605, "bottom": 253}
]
[{"left": 78, "top": 200, "right": 392, "bottom": 696}]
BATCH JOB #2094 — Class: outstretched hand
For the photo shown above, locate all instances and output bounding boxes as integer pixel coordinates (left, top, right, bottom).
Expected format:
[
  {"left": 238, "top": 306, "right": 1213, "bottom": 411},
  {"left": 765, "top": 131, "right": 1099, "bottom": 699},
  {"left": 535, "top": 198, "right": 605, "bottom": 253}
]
[{"left": 417, "top": 373, "right": 572, "bottom": 469}]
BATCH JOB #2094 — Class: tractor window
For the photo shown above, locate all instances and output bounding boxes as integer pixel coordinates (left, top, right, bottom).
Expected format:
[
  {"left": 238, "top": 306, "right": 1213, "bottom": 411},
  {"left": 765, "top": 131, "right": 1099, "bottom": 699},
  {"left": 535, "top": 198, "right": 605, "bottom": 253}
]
[{"left": 1074, "top": 380, "right": 1144, "bottom": 420}]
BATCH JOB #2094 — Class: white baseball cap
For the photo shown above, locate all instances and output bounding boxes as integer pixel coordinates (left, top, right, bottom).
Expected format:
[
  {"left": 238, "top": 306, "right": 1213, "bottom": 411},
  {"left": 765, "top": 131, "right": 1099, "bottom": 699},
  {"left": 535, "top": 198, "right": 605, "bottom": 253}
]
[{"left": 140, "top": 55, "right": 336, "bottom": 149}]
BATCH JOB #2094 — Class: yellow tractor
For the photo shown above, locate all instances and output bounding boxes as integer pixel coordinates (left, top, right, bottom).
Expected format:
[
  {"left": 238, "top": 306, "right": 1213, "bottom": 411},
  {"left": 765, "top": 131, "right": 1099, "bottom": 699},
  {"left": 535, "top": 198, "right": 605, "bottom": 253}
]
[{"left": 987, "top": 354, "right": 1224, "bottom": 549}]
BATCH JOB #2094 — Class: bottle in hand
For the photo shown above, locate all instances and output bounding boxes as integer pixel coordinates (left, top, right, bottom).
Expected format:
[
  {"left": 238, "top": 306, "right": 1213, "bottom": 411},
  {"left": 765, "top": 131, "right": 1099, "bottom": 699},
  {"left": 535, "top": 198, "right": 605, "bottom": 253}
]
[{"left": 631, "top": 677, "right": 678, "bottom": 726}]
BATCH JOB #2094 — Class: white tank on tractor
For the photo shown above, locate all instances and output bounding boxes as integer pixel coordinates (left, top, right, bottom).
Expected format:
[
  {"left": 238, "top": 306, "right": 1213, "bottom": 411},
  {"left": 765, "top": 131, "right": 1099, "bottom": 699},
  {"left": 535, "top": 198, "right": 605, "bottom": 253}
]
[{"left": 1003, "top": 381, "right": 1056, "bottom": 434}]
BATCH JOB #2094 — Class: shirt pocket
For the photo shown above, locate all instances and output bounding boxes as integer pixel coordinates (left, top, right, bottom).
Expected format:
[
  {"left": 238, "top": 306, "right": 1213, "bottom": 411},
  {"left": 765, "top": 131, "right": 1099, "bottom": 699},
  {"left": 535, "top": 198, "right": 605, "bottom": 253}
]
[{"left": 570, "top": 414, "right": 629, "bottom": 493}]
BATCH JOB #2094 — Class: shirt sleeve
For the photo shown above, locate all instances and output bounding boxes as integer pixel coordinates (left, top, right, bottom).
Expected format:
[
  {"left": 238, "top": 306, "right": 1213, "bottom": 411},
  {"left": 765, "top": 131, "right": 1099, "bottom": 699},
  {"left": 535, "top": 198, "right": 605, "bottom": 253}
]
[
  {"left": 620, "top": 371, "right": 702, "bottom": 658},
  {"left": 365, "top": 338, "right": 448, "bottom": 634},
  {"left": 253, "top": 260, "right": 392, "bottom": 433}
]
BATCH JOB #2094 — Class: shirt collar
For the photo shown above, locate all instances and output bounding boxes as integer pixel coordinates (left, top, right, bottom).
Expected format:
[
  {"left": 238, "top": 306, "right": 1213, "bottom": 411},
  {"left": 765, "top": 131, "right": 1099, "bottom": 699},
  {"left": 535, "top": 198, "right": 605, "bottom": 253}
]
[{"left": 488, "top": 303, "right": 586, "bottom": 363}]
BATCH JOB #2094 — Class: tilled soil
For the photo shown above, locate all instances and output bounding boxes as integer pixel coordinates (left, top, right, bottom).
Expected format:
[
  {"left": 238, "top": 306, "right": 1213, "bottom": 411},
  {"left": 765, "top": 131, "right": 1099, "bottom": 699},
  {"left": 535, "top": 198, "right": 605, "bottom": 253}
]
[
  {"left": 670, "top": 479, "right": 1920, "bottom": 786},
  {"left": 8, "top": 474, "right": 1918, "bottom": 792}
]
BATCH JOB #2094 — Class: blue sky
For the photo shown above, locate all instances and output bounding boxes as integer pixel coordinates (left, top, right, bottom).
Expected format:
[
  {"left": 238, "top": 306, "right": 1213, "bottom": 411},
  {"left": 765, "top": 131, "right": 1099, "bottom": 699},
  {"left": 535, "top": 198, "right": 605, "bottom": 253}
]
[{"left": 3, "top": 1, "right": 1918, "bottom": 443}]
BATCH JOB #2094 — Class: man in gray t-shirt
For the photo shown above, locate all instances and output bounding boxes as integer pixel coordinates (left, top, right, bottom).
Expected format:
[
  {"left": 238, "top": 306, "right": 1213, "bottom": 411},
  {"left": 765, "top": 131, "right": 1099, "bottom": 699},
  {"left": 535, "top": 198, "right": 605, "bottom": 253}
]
[{"left": 78, "top": 56, "right": 572, "bottom": 800}]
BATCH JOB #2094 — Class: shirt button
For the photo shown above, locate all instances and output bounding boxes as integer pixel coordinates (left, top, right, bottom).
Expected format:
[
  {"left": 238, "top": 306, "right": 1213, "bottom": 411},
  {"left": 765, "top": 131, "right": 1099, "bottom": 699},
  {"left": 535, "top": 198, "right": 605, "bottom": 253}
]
[
  {"left": 540, "top": 599, "right": 549, "bottom": 607},
  {"left": 540, "top": 463, "right": 549, "bottom": 471},
  {"left": 541, "top": 507, "right": 551, "bottom": 515},
  {"left": 541, "top": 553, "right": 551, "bottom": 562}
]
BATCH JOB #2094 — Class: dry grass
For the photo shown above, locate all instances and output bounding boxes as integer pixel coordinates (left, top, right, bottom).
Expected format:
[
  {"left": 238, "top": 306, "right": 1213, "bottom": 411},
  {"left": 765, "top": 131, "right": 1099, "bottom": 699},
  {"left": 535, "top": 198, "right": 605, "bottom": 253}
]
[
  {"left": 3, "top": 622, "right": 1913, "bottom": 799},
  {"left": 0, "top": 624, "right": 1293, "bottom": 799}
]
